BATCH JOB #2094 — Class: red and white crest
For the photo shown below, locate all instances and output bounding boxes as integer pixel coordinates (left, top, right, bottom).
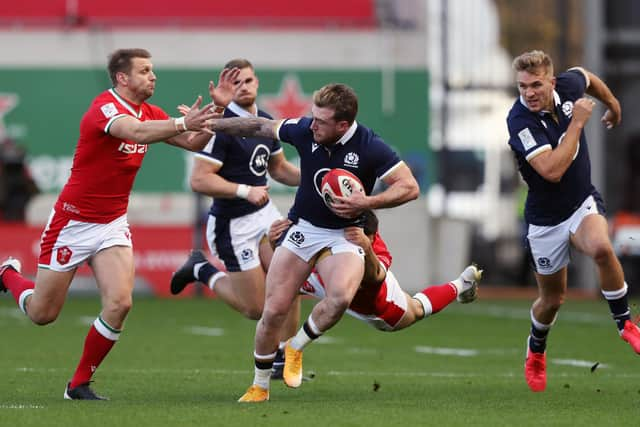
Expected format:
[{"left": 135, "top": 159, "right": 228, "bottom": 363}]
[{"left": 56, "top": 246, "right": 73, "bottom": 265}]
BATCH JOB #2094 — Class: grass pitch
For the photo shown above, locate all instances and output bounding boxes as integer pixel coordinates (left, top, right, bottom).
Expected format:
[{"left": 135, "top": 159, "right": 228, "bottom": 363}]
[{"left": 1, "top": 296, "right": 639, "bottom": 426}]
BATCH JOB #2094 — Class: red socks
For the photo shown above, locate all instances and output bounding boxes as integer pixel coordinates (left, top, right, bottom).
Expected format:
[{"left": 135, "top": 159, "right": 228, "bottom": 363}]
[
  {"left": 1, "top": 268, "right": 35, "bottom": 310},
  {"left": 69, "top": 320, "right": 119, "bottom": 388},
  {"left": 419, "top": 283, "right": 457, "bottom": 315}
]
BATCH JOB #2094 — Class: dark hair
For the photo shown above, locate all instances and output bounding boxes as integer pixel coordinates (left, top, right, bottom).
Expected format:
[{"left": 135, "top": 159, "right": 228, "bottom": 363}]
[
  {"left": 360, "top": 210, "right": 379, "bottom": 236},
  {"left": 312, "top": 83, "right": 358, "bottom": 124},
  {"left": 107, "top": 48, "right": 152, "bottom": 86},
  {"left": 223, "top": 58, "right": 254, "bottom": 71}
]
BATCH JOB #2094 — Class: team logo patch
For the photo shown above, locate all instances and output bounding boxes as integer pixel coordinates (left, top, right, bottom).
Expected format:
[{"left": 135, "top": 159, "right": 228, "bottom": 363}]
[
  {"left": 100, "top": 103, "right": 118, "bottom": 118},
  {"left": 518, "top": 127, "right": 537, "bottom": 151},
  {"left": 537, "top": 257, "right": 552, "bottom": 270},
  {"left": 344, "top": 152, "right": 359, "bottom": 167},
  {"left": 561, "top": 101, "right": 573, "bottom": 118},
  {"left": 288, "top": 231, "right": 305, "bottom": 246},
  {"left": 249, "top": 144, "right": 270, "bottom": 176},
  {"left": 241, "top": 248, "right": 254, "bottom": 261},
  {"left": 57, "top": 246, "right": 73, "bottom": 265}
]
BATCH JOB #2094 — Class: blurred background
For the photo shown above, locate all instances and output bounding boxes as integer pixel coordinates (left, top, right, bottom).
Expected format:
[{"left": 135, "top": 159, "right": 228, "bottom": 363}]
[{"left": 0, "top": 0, "right": 638, "bottom": 296}]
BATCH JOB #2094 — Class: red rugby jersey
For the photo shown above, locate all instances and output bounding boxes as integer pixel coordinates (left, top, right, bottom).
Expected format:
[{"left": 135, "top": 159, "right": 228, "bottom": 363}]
[{"left": 55, "top": 89, "right": 168, "bottom": 222}]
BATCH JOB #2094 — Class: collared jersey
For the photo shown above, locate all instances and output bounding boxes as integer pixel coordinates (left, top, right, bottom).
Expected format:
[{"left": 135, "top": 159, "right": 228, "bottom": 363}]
[
  {"left": 195, "top": 102, "right": 282, "bottom": 219},
  {"left": 507, "top": 70, "right": 597, "bottom": 226},
  {"left": 55, "top": 89, "right": 168, "bottom": 223},
  {"left": 277, "top": 117, "right": 402, "bottom": 229}
]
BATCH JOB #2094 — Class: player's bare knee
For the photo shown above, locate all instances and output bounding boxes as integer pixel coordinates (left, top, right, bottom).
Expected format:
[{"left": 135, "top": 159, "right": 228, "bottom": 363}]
[
  {"left": 29, "top": 309, "right": 59, "bottom": 325},
  {"left": 325, "top": 295, "right": 351, "bottom": 316},
  {"left": 104, "top": 296, "right": 133, "bottom": 318},
  {"left": 592, "top": 243, "right": 615, "bottom": 266},
  {"left": 260, "top": 305, "right": 287, "bottom": 327},
  {"left": 241, "top": 305, "right": 263, "bottom": 320},
  {"left": 540, "top": 296, "right": 564, "bottom": 313}
]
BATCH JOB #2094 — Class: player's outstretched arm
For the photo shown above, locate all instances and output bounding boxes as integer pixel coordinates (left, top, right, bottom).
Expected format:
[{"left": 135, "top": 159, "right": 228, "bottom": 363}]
[
  {"left": 207, "top": 117, "right": 280, "bottom": 140},
  {"left": 110, "top": 96, "right": 217, "bottom": 145}
]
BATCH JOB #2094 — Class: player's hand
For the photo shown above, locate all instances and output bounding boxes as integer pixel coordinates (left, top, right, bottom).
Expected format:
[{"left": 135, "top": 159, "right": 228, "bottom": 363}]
[
  {"left": 331, "top": 190, "right": 368, "bottom": 219},
  {"left": 247, "top": 185, "right": 270, "bottom": 207},
  {"left": 572, "top": 97, "right": 595, "bottom": 127},
  {"left": 343, "top": 226, "right": 370, "bottom": 249},
  {"left": 209, "top": 67, "right": 241, "bottom": 108},
  {"left": 268, "top": 218, "right": 292, "bottom": 246},
  {"left": 601, "top": 99, "right": 622, "bottom": 129},
  {"left": 183, "top": 96, "right": 219, "bottom": 132}
]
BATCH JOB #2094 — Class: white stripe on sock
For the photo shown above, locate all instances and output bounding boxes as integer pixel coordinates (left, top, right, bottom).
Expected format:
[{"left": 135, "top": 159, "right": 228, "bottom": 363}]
[
  {"left": 602, "top": 283, "right": 628, "bottom": 300},
  {"left": 93, "top": 316, "right": 121, "bottom": 341},
  {"left": 18, "top": 289, "right": 34, "bottom": 315},
  {"left": 412, "top": 292, "right": 432, "bottom": 317}
]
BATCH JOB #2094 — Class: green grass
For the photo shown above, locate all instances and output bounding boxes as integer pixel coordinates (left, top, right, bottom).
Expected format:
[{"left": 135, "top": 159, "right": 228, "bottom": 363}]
[{"left": 1, "top": 297, "right": 639, "bottom": 426}]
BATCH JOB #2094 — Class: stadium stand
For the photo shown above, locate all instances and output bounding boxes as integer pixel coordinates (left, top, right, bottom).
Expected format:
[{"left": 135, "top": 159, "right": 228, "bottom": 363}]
[{"left": 0, "top": 0, "right": 377, "bottom": 28}]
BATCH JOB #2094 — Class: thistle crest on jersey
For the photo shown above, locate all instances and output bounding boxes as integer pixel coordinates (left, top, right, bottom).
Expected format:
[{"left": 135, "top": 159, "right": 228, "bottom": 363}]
[{"left": 320, "top": 168, "right": 364, "bottom": 208}]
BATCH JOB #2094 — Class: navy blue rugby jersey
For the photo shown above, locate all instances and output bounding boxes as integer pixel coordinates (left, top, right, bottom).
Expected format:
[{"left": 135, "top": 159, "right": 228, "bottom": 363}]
[
  {"left": 507, "top": 69, "right": 598, "bottom": 226},
  {"left": 195, "top": 102, "right": 283, "bottom": 218},
  {"left": 277, "top": 117, "right": 402, "bottom": 229}
]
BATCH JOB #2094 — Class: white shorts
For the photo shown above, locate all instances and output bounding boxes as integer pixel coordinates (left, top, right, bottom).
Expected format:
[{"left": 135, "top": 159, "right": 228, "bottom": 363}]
[
  {"left": 206, "top": 201, "right": 282, "bottom": 272},
  {"left": 527, "top": 194, "right": 601, "bottom": 275},
  {"left": 301, "top": 268, "right": 408, "bottom": 331},
  {"left": 281, "top": 218, "right": 365, "bottom": 262},
  {"left": 38, "top": 210, "right": 132, "bottom": 272}
]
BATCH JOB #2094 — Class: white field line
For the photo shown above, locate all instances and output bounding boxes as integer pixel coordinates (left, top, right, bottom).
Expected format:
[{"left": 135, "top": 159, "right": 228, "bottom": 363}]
[
  {"left": 185, "top": 326, "right": 224, "bottom": 336},
  {"left": 415, "top": 346, "right": 608, "bottom": 369},
  {"left": 0, "top": 404, "right": 45, "bottom": 409},
  {"left": 457, "top": 304, "right": 610, "bottom": 324}
]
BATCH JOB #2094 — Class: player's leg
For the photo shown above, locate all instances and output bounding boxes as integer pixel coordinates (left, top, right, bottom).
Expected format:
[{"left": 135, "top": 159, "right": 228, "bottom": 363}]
[
  {"left": 279, "top": 252, "right": 363, "bottom": 389},
  {"left": 1, "top": 257, "right": 76, "bottom": 324},
  {"left": 384, "top": 266, "right": 482, "bottom": 331},
  {"left": 1, "top": 210, "right": 80, "bottom": 324},
  {"left": 64, "top": 245, "right": 134, "bottom": 401},
  {"left": 411, "top": 265, "right": 483, "bottom": 322},
  {"left": 524, "top": 268, "right": 566, "bottom": 392},
  {"left": 571, "top": 213, "right": 640, "bottom": 352},
  {"left": 525, "top": 216, "right": 574, "bottom": 392},
  {"left": 257, "top": 236, "right": 301, "bottom": 379},
  {"left": 239, "top": 246, "right": 311, "bottom": 402}
]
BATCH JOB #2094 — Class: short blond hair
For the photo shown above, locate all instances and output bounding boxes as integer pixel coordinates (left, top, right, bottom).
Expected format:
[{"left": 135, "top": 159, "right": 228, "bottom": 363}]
[
  {"left": 312, "top": 83, "right": 358, "bottom": 124},
  {"left": 512, "top": 50, "right": 554, "bottom": 77}
]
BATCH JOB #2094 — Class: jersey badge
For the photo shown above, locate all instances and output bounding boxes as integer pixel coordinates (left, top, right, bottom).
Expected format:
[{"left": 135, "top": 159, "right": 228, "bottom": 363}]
[
  {"left": 518, "top": 128, "right": 537, "bottom": 151},
  {"left": 249, "top": 144, "right": 270, "bottom": 176},
  {"left": 343, "top": 152, "right": 359, "bottom": 168},
  {"left": 561, "top": 101, "right": 573, "bottom": 118},
  {"left": 100, "top": 103, "right": 119, "bottom": 118}
]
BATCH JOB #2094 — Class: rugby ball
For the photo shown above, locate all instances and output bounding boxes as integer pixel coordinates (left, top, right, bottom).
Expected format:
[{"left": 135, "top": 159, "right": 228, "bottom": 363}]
[{"left": 320, "top": 168, "right": 364, "bottom": 208}]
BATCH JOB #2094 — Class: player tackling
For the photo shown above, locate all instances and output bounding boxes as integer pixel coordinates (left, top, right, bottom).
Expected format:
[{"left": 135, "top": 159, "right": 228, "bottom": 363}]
[{"left": 207, "top": 83, "right": 420, "bottom": 402}]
